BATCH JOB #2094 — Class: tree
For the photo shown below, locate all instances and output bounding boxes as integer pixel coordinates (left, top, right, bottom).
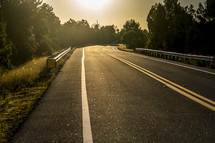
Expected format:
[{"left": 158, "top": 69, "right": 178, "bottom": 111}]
[
  {"left": 3, "top": 0, "right": 38, "bottom": 65},
  {"left": 0, "top": 22, "right": 12, "bottom": 69},
  {"left": 122, "top": 30, "right": 138, "bottom": 49},
  {"left": 121, "top": 19, "right": 149, "bottom": 50},
  {"left": 186, "top": 1, "right": 215, "bottom": 55},
  {"left": 61, "top": 19, "right": 77, "bottom": 47},
  {"left": 75, "top": 19, "right": 91, "bottom": 45},
  {"left": 123, "top": 19, "right": 142, "bottom": 35},
  {"left": 146, "top": 0, "right": 215, "bottom": 55},
  {"left": 147, "top": 3, "right": 167, "bottom": 49},
  {"left": 147, "top": 0, "right": 192, "bottom": 52},
  {"left": 206, "top": 0, "right": 215, "bottom": 20},
  {"left": 91, "top": 23, "right": 101, "bottom": 44},
  {"left": 100, "top": 25, "right": 116, "bottom": 44},
  {"left": 164, "top": 0, "right": 185, "bottom": 19},
  {"left": 1, "top": 0, "right": 121, "bottom": 68},
  {"left": 166, "top": 13, "right": 193, "bottom": 53},
  {"left": 33, "top": 3, "right": 61, "bottom": 56}
]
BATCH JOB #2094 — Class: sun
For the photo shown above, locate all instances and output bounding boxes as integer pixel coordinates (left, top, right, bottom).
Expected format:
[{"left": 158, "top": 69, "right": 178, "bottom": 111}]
[{"left": 77, "top": 0, "right": 109, "bottom": 10}]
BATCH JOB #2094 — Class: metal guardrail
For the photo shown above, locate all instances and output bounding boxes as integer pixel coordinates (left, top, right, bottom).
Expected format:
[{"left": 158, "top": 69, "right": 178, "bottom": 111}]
[
  {"left": 47, "top": 47, "right": 71, "bottom": 68},
  {"left": 136, "top": 48, "right": 215, "bottom": 63}
]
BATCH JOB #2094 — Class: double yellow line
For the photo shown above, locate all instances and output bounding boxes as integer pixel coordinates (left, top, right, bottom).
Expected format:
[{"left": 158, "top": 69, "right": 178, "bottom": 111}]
[{"left": 99, "top": 48, "right": 215, "bottom": 112}]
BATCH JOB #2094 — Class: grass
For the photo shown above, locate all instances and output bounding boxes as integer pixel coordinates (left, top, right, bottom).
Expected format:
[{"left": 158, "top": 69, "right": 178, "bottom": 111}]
[
  {"left": 117, "top": 44, "right": 134, "bottom": 52},
  {"left": 0, "top": 57, "right": 48, "bottom": 94},
  {"left": 0, "top": 80, "right": 53, "bottom": 142},
  {"left": 0, "top": 49, "right": 74, "bottom": 142}
]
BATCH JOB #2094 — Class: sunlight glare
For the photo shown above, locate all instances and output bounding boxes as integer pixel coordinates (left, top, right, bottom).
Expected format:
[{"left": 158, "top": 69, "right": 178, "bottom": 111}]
[{"left": 78, "top": 0, "right": 109, "bottom": 10}]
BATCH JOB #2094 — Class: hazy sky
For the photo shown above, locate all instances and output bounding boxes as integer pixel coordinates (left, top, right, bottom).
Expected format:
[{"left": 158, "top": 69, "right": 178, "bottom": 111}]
[{"left": 43, "top": 0, "right": 206, "bottom": 29}]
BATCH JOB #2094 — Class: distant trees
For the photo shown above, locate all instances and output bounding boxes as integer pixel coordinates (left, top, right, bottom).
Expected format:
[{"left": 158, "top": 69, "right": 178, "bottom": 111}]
[
  {"left": 61, "top": 19, "right": 77, "bottom": 48},
  {"left": 61, "top": 19, "right": 116, "bottom": 47},
  {"left": 100, "top": 25, "right": 116, "bottom": 44},
  {"left": 146, "top": 0, "right": 215, "bottom": 55}
]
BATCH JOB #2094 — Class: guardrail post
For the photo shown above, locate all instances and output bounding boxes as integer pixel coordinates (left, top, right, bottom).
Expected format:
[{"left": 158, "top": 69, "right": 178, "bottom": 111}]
[
  {"left": 47, "top": 58, "right": 56, "bottom": 68},
  {"left": 46, "top": 47, "right": 71, "bottom": 69}
]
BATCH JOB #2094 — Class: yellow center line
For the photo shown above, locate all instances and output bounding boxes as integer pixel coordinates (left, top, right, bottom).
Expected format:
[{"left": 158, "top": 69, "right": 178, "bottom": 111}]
[
  {"left": 122, "top": 58, "right": 215, "bottom": 106},
  {"left": 99, "top": 48, "right": 215, "bottom": 111}
]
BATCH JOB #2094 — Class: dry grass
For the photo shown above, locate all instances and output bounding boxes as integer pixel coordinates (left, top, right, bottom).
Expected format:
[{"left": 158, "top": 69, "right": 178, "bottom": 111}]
[
  {"left": 0, "top": 84, "right": 52, "bottom": 142},
  {"left": 117, "top": 44, "right": 134, "bottom": 52},
  {"left": 0, "top": 49, "right": 74, "bottom": 142},
  {"left": 0, "top": 57, "right": 48, "bottom": 94},
  {"left": 0, "top": 56, "right": 52, "bottom": 142}
]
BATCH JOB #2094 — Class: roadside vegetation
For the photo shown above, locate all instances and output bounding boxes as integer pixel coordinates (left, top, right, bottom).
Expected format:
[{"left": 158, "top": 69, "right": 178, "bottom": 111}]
[
  {"left": 0, "top": 57, "right": 47, "bottom": 94},
  {"left": 118, "top": 0, "right": 215, "bottom": 57},
  {"left": 0, "top": 55, "right": 51, "bottom": 142},
  {"left": 1, "top": 0, "right": 214, "bottom": 72},
  {"left": 116, "top": 0, "right": 215, "bottom": 68},
  {"left": 0, "top": 0, "right": 116, "bottom": 141},
  {"left": 0, "top": 48, "right": 73, "bottom": 142},
  {"left": 145, "top": 0, "right": 215, "bottom": 56},
  {"left": 117, "top": 44, "right": 133, "bottom": 52},
  {"left": 0, "top": 0, "right": 118, "bottom": 73},
  {"left": 0, "top": 0, "right": 215, "bottom": 142}
]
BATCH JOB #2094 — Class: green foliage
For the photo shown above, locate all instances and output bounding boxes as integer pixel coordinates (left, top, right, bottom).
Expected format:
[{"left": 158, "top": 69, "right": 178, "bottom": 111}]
[
  {"left": 0, "top": 0, "right": 62, "bottom": 67},
  {"left": 36, "top": 35, "right": 53, "bottom": 56},
  {"left": 0, "top": 0, "right": 119, "bottom": 70},
  {"left": 121, "top": 19, "right": 149, "bottom": 50},
  {"left": 146, "top": 0, "right": 215, "bottom": 56},
  {"left": 3, "top": 0, "right": 36, "bottom": 65},
  {"left": 122, "top": 30, "right": 138, "bottom": 49},
  {"left": 206, "top": 0, "right": 215, "bottom": 20},
  {"left": 1, "top": 0, "right": 214, "bottom": 70},
  {"left": 61, "top": 19, "right": 117, "bottom": 47},
  {"left": 100, "top": 25, "right": 116, "bottom": 44},
  {"left": 0, "top": 22, "right": 12, "bottom": 70},
  {"left": 123, "top": 19, "right": 141, "bottom": 34},
  {"left": 61, "top": 19, "right": 77, "bottom": 47},
  {"left": 33, "top": 3, "right": 61, "bottom": 54}
]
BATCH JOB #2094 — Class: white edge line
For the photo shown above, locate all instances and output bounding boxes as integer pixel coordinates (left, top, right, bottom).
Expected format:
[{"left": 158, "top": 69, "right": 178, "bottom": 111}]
[
  {"left": 82, "top": 48, "right": 93, "bottom": 143},
  {"left": 113, "top": 47, "right": 215, "bottom": 76}
]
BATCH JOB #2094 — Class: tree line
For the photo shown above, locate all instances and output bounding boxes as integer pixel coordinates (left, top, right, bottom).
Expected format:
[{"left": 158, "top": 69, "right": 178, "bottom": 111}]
[
  {"left": 146, "top": 0, "right": 215, "bottom": 56},
  {"left": 0, "top": 0, "right": 117, "bottom": 71},
  {"left": 1, "top": 0, "right": 215, "bottom": 71},
  {"left": 120, "top": 0, "right": 215, "bottom": 57}
]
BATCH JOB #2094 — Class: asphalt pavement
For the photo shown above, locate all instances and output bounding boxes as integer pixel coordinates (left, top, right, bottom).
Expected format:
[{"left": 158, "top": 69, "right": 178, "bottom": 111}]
[{"left": 12, "top": 46, "right": 215, "bottom": 143}]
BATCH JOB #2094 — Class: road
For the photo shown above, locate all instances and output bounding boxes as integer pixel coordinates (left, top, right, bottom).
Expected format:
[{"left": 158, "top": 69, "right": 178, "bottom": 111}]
[{"left": 12, "top": 46, "right": 215, "bottom": 143}]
